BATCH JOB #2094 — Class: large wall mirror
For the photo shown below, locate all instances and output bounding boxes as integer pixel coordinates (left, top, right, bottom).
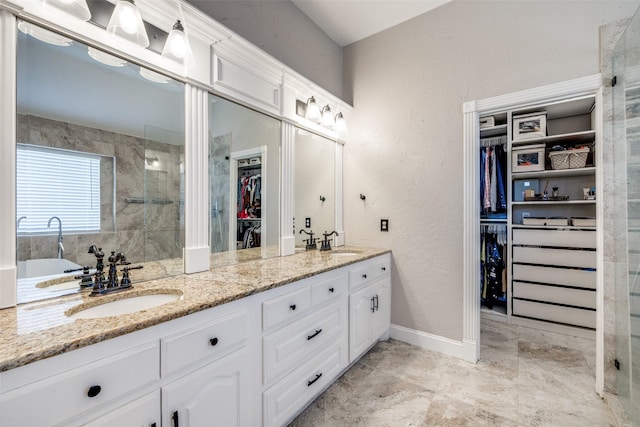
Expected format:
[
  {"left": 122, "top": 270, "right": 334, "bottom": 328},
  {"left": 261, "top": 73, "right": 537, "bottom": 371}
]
[
  {"left": 294, "top": 129, "right": 336, "bottom": 249},
  {"left": 208, "top": 94, "right": 281, "bottom": 266},
  {"left": 16, "top": 22, "right": 185, "bottom": 303}
]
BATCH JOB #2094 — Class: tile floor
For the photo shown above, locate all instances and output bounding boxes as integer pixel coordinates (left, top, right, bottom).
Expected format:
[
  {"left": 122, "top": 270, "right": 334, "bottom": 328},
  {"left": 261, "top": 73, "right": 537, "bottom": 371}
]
[{"left": 290, "top": 320, "right": 613, "bottom": 426}]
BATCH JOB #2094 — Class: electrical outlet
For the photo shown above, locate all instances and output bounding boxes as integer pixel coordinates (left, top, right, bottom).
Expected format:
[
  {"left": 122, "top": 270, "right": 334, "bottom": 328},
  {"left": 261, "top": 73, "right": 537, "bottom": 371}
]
[
  {"left": 305, "top": 217, "right": 311, "bottom": 228},
  {"left": 522, "top": 212, "right": 530, "bottom": 218},
  {"left": 381, "top": 219, "right": 389, "bottom": 232}
]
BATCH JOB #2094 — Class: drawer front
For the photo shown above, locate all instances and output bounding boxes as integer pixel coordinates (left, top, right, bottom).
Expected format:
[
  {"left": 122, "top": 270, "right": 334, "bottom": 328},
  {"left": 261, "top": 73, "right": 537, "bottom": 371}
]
[
  {"left": 512, "top": 247, "right": 596, "bottom": 269},
  {"left": 263, "top": 342, "right": 347, "bottom": 427},
  {"left": 513, "top": 299, "right": 596, "bottom": 329},
  {"left": 83, "top": 390, "right": 160, "bottom": 427},
  {"left": 263, "top": 286, "right": 312, "bottom": 331},
  {"left": 349, "top": 256, "right": 391, "bottom": 291},
  {"left": 513, "top": 281, "right": 596, "bottom": 309},
  {"left": 263, "top": 300, "right": 347, "bottom": 386},
  {"left": 513, "top": 228, "right": 596, "bottom": 249},
  {"left": 162, "top": 311, "right": 247, "bottom": 376},
  {"left": 512, "top": 264, "right": 595, "bottom": 289},
  {"left": 0, "top": 342, "right": 159, "bottom": 427},
  {"left": 311, "top": 272, "right": 346, "bottom": 307}
]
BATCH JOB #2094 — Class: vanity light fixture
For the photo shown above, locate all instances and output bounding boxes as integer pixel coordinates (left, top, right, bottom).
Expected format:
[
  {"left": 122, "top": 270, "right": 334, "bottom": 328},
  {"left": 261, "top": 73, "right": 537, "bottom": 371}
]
[
  {"left": 87, "top": 46, "right": 127, "bottom": 67},
  {"left": 162, "top": 20, "right": 193, "bottom": 65},
  {"left": 321, "top": 105, "right": 334, "bottom": 129},
  {"left": 18, "top": 21, "right": 73, "bottom": 46},
  {"left": 139, "top": 67, "right": 171, "bottom": 84},
  {"left": 44, "top": 0, "right": 91, "bottom": 21},
  {"left": 305, "top": 96, "right": 321, "bottom": 123},
  {"left": 106, "top": 0, "right": 149, "bottom": 48},
  {"left": 335, "top": 112, "right": 348, "bottom": 136}
]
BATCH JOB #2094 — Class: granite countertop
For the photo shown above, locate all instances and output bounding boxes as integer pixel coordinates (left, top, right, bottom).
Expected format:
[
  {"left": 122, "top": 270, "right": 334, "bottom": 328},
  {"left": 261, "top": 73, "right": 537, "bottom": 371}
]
[{"left": 0, "top": 246, "right": 390, "bottom": 372}]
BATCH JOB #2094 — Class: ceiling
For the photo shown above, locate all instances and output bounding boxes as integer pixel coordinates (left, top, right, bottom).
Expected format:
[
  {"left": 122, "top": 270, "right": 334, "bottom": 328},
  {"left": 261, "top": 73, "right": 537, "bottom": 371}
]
[{"left": 291, "top": 0, "right": 452, "bottom": 47}]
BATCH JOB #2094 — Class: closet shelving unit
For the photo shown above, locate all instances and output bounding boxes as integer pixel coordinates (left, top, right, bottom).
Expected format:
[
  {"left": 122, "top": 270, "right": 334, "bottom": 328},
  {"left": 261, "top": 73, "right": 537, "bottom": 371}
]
[
  {"left": 479, "top": 94, "right": 598, "bottom": 334},
  {"left": 237, "top": 161, "right": 262, "bottom": 249}
]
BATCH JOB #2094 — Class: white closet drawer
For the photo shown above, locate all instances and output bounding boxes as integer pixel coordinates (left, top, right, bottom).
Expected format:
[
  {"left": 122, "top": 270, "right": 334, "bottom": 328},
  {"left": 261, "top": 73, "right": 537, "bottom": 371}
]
[
  {"left": 263, "top": 342, "right": 347, "bottom": 427},
  {"left": 513, "top": 299, "right": 596, "bottom": 329},
  {"left": 263, "top": 300, "right": 346, "bottom": 386},
  {"left": 162, "top": 311, "right": 247, "bottom": 376},
  {"left": 0, "top": 342, "right": 159, "bottom": 427},
  {"left": 311, "top": 272, "right": 346, "bottom": 307},
  {"left": 513, "top": 281, "right": 596, "bottom": 309},
  {"left": 349, "top": 256, "right": 391, "bottom": 291},
  {"left": 512, "top": 264, "right": 595, "bottom": 289},
  {"left": 513, "top": 228, "right": 596, "bottom": 249},
  {"left": 263, "top": 286, "right": 312, "bottom": 331},
  {"left": 512, "top": 246, "right": 596, "bottom": 268}
]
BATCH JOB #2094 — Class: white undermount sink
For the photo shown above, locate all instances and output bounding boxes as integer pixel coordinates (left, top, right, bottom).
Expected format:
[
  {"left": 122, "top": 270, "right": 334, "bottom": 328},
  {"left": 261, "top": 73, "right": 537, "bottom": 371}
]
[
  {"left": 329, "top": 251, "right": 361, "bottom": 257},
  {"left": 66, "top": 291, "right": 183, "bottom": 319}
]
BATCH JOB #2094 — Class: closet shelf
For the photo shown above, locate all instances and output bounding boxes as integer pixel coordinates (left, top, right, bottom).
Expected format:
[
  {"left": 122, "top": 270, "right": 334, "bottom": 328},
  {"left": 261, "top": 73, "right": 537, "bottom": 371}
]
[
  {"left": 512, "top": 166, "right": 595, "bottom": 179},
  {"left": 480, "top": 124, "right": 507, "bottom": 137},
  {"left": 511, "top": 129, "right": 596, "bottom": 147},
  {"left": 481, "top": 218, "right": 507, "bottom": 223},
  {"left": 512, "top": 200, "right": 596, "bottom": 206},
  {"left": 512, "top": 224, "right": 596, "bottom": 230}
]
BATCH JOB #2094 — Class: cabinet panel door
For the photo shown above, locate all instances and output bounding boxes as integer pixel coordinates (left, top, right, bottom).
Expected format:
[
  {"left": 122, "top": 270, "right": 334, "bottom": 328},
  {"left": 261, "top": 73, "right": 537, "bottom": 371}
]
[
  {"left": 82, "top": 390, "right": 160, "bottom": 427},
  {"left": 372, "top": 278, "right": 391, "bottom": 341},
  {"left": 162, "top": 348, "right": 248, "bottom": 427},
  {"left": 349, "top": 285, "right": 374, "bottom": 363}
]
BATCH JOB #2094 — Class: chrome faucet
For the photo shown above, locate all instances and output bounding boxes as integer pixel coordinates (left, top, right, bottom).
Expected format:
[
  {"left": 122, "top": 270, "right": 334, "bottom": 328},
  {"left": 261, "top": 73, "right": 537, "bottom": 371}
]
[
  {"left": 47, "top": 216, "right": 64, "bottom": 259},
  {"left": 17, "top": 216, "right": 27, "bottom": 230}
]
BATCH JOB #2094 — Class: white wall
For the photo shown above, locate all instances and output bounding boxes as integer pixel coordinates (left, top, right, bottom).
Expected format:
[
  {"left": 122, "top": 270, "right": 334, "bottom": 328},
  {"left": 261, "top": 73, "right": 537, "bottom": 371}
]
[
  {"left": 342, "top": 0, "right": 640, "bottom": 341},
  {"left": 185, "top": 0, "right": 343, "bottom": 98}
]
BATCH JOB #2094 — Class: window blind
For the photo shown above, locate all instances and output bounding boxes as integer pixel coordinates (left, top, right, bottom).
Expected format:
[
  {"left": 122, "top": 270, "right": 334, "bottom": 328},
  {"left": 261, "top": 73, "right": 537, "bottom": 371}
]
[{"left": 17, "top": 144, "right": 101, "bottom": 234}]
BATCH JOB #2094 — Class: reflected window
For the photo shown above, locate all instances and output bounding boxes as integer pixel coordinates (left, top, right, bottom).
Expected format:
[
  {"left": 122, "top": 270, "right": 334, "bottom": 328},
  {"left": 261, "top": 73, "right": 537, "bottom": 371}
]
[{"left": 17, "top": 144, "right": 101, "bottom": 234}]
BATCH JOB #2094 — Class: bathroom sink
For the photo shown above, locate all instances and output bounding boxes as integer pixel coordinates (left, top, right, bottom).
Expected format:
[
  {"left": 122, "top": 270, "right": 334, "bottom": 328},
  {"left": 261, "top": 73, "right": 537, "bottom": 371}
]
[
  {"left": 18, "top": 258, "right": 82, "bottom": 279},
  {"left": 329, "top": 251, "right": 362, "bottom": 257},
  {"left": 66, "top": 290, "right": 183, "bottom": 319}
]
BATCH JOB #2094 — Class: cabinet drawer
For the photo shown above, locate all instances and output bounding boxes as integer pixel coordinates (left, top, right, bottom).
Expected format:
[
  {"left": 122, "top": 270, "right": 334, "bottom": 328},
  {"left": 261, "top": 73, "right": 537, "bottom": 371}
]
[
  {"left": 263, "top": 300, "right": 347, "bottom": 386},
  {"left": 162, "top": 311, "right": 247, "bottom": 376},
  {"left": 82, "top": 390, "right": 160, "bottom": 427},
  {"left": 513, "top": 281, "right": 596, "bottom": 309},
  {"left": 512, "top": 264, "right": 595, "bottom": 289},
  {"left": 263, "top": 286, "right": 312, "bottom": 331},
  {"left": 513, "top": 299, "right": 595, "bottom": 329},
  {"left": 512, "top": 246, "right": 596, "bottom": 269},
  {"left": 349, "top": 256, "right": 391, "bottom": 290},
  {"left": 513, "top": 228, "right": 596, "bottom": 249},
  {"left": 263, "top": 342, "right": 347, "bottom": 427},
  {"left": 0, "top": 342, "right": 159, "bottom": 427},
  {"left": 311, "top": 272, "right": 346, "bottom": 307}
]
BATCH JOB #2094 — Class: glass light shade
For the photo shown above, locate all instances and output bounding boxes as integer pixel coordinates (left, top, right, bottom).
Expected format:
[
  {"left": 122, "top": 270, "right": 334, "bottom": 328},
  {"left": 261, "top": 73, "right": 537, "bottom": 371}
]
[
  {"left": 162, "top": 20, "right": 193, "bottom": 64},
  {"left": 139, "top": 67, "right": 171, "bottom": 84},
  {"left": 335, "top": 112, "right": 348, "bottom": 135},
  {"left": 321, "top": 105, "right": 334, "bottom": 129},
  {"left": 44, "top": 0, "right": 91, "bottom": 21},
  {"left": 305, "top": 96, "right": 321, "bottom": 123},
  {"left": 106, "top": 0, "right": 149, "bottom": 48},
  {"left": 18, "top": 21, "right": 72, "bottom": 46},
  {"left": 87, "top": 47, "right": 127, "bottom": 67}
]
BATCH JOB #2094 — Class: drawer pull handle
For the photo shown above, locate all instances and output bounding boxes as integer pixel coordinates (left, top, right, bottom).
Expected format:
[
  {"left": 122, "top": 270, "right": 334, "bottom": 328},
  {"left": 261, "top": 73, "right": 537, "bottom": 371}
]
[
  {"left": 290, "top": 304, "right": 296, "bottom": 311},
  {"left": 87, "top": 385, "right": 101, "bottom": 398},
  {"left": 374, "top": 294, "right": 379, "bottom": 311},
  {"left": 307, "top": 329, "right": 323, "bottom": 340},
  {"left": 371, "top": 296, "right": 376, "bottom": 313},
  {"left": 329, "top": 287, "right": 334, "bottom": 293},
  {"left": 307, "top": 373, "right": 322, "bottom": 386},
  {"left": 209, "top": 337, "right": 219, "bottom": 346},
  {"left": 382, "top": 267, "right": 386, "bottom": 271},
  {"left": 172, "top": 410, "right": 179, "bottom": 427},
  {"left": 151, "top": 424, "right": 156, "bottom": 427},
  {"left": 362, "top": 274, "right": 367, "bottom": 279}
]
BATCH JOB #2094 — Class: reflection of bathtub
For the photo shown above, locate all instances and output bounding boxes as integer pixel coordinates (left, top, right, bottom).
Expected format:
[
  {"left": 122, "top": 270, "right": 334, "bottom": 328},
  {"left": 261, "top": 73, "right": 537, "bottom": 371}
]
[{"left": 17, "top": 258, "right": 82, "bottom": 279}]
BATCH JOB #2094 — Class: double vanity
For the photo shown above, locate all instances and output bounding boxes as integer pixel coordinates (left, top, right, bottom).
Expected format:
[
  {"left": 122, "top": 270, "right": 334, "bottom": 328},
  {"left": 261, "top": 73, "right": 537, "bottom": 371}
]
[{"left": 0, "top": 247, "right": 391, "bottom": 427}]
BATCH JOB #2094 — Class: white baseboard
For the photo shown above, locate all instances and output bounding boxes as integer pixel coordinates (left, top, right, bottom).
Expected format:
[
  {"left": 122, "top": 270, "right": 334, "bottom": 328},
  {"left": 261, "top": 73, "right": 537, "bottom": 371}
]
[{"left": 390, "top": 324, "right": 477, "bottom": 363}]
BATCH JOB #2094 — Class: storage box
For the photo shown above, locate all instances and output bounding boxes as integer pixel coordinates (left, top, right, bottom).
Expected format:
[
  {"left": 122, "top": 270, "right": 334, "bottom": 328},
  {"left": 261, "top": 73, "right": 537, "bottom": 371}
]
[
  {"left": 522, "top": 217, "right": 569, "bottom": 226},
  {"left": 549, "top": 147, "right": 589, "bottom": 170},
  {"left": 238, "top": 159, "right": 249, "bottom": 167},
  {"left": 479, "top": 116, "right": 495, "bottom": 129},
  {"left": 514, "top": 179, "right": 539, "bottom": 202},
  {"left": 571, "top": 217, "right": 596, "bottom": 227},
  {"left": 512, "top": 144, "right": 545, "bottom": 173},
  {"left": 513, "top": 112, "right": 547, "bottom": 141}
]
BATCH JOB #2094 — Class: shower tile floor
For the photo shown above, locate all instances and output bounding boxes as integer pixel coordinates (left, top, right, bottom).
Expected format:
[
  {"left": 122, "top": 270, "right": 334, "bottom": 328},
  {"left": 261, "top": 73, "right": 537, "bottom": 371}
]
[{"left": 290, "top": 320, "right": 612, "bottom": 426}]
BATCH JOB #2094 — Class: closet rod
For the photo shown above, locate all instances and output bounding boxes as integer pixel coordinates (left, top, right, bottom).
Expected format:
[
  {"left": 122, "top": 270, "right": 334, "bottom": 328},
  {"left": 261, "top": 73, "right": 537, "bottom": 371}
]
[{"left": 480, "top": 135, "right": 507, "bottom": 147}]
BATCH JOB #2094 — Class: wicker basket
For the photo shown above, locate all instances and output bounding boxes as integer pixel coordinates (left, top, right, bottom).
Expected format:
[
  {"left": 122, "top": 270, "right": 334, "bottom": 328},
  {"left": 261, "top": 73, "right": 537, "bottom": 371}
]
[{"left": 549, "top": 147, "right": 589, "bottom": 170}]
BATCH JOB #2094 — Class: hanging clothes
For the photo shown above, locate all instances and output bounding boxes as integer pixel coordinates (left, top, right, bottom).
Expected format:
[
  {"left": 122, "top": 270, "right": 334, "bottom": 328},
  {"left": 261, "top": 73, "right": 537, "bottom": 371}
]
[
  {"left": 480, "top": 136, "right": 507, "bottom": 216},
  {"left": 237, "top": 173, "right": 262, "bottom": 219},
  {"left": 480, "top": 224, "right": 507, "bottom": 310}
]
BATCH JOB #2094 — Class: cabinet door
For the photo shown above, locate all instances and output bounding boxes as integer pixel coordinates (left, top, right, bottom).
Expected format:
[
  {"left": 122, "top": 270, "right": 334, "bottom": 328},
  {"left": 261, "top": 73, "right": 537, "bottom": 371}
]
[
  {"left": 82, "top": 390, "right": 160, "bottom": 427},
  {"left": 162, "top": 348, "right": 248, "bottom": 427},
  {"left": 371, "top": 278, "right": 391, "bottom": 341},
  {"left": 349, "top": 285, "right": 375, "bottom": 363}
]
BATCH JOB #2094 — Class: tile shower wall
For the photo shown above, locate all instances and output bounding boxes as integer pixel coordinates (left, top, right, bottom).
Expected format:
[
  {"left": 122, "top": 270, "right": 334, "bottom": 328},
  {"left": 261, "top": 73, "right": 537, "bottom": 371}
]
[
  {"left": 16, "top": 114, "right": 184, "bottom": 266},
  {"left": 210, "top": 133, "right": 231, "bottom": 253}
]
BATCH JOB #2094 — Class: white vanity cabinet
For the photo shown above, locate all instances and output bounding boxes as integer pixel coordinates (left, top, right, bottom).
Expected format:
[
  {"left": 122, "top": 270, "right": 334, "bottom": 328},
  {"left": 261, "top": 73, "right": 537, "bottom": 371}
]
[
  {"left": 82, "top": 390, "right": 161, "bottom": 427},
  {"left": 349, "top": 255, "right": 392, "bottom": 363}
]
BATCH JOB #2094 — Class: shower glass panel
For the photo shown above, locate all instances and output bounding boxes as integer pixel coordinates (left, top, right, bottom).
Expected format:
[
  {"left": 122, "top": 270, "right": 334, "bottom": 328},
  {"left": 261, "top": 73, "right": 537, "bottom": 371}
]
[{"left": 613, "top": 7, "right": 640, "bottom": 422}]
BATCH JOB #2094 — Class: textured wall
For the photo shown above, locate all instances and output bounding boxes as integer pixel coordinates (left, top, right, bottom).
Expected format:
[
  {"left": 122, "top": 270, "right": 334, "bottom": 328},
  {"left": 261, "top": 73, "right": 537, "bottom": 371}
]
[
  {"left": 185, "top": 0, "right": 343, "bottom": 97},
  {"left": 342, "top": 0, "right": 640, "bottom": 341}
]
